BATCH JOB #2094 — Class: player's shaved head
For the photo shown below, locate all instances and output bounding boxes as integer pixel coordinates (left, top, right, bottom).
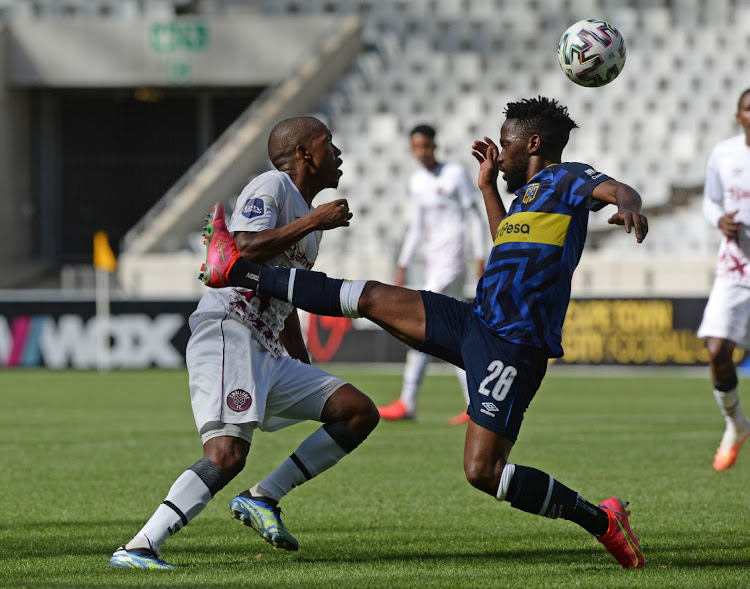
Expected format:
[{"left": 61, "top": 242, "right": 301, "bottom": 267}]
[
  {"left": 268, "top": 116, "right": 328, "bottom": 169},
  {"left": 738, "top": 88, "right": 750, "bottom": 111}
]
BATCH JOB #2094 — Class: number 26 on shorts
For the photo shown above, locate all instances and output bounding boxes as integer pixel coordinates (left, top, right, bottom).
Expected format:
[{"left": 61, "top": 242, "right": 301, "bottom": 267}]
[{"left": 478, "top": 360, "right": 517, "bottom": 402}]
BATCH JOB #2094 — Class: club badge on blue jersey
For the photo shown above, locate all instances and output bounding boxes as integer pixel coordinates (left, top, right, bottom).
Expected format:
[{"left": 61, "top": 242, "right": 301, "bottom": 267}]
[
  {"left": 242, "top": 198, "right": 265, "bottom": 219},
  {"left": 522, "top": 183, "right": 539, "bottom": 204}
]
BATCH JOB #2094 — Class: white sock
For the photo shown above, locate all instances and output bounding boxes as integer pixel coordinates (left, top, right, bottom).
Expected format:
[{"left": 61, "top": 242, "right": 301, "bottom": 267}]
[
  {"left": 252, "top": 427, "right": 348, "bottom": 502},
  {"left": 714, "top": 388, "right": 747, "bottom": 430},
  {"left": 340, "top": 280, "right": 367, "bottom": 318},
  {"left": 126, "top": 470, "right": 212, "bottom": 554},
  {"left": 496, "top": 463, "right": 516, "bottom": 501},
  {"left": 248, "top": 483, "right": 276, "bottom": 501},
  {"left": 400, "top": 349, "right": 430, "bottom": 412},
  {"left": 455, "top": 366, "right": 470, "bottom": 406}
]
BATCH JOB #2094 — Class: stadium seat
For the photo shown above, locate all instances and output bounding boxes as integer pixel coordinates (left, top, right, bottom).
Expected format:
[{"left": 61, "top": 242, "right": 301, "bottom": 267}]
[
  {"left": 639, "top": 6, "right": 671, "bottom": 31},
  {"left": 449, "top": 51, "right": 484, "bottom": 83},
  {"left": 0, "top": 0, "right": 33, "bottom": 19},
  {"left": 464, "top": 0, "right": 496, "bottom": 20},
  {"left": 674, "top": 0, "right": 701, "bottom": 26},
  {"left": 704, "top": 0, "right": 730, "bottom": 26}
]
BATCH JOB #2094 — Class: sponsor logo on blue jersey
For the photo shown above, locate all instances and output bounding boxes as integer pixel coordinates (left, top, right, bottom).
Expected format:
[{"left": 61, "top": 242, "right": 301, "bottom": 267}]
[
  {"left": 584, "top": 167, "right": 604, "bottom": 180},
  {"left": 496, "top": 221, "right": 531, "bottom": 238},
  {"left": 242, "top": 198, "right": 265, "bottom": 219}
]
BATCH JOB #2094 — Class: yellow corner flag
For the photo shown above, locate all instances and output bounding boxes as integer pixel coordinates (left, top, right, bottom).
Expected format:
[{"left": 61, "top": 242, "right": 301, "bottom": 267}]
[{"left": 93, "top": 231, "right": 117, "bottom": 273}]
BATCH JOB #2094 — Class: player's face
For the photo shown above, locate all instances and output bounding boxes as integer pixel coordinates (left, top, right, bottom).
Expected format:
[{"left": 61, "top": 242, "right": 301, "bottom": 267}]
[
  {"left": 498, "top": 119, "right": 531, "bottom": 193},
  {"left": 410, "top": 133, "right": 438, "bottom": 169},
  {"left": 736, "top": 92, "right": 750, "bottom": 138},
  {"left": 310, "top": 126, "right": 343, "bottom": 189}
]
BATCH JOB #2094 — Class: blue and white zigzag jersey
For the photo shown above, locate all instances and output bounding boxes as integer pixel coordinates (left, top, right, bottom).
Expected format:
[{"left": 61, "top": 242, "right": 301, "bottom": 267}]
[{"left": 473, "top": 162, "right": 609, "bottom": 357}]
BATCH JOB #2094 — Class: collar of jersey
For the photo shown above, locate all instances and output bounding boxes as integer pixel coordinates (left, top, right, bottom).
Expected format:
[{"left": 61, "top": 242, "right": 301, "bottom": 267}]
[{"left": 525, "top": 162, "right": 559, "bottom": 186}]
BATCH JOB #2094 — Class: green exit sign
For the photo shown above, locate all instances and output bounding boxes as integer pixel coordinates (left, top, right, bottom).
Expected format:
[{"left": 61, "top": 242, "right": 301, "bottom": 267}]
[{"left": 149, "top": 22, "right": 209, "bottom": 52}]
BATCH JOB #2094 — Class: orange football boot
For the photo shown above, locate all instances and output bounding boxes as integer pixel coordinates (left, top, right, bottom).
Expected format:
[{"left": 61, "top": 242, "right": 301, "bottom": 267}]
[
  {"left": 377, "top": 400, "right": 415, "bottom": 421},
  {"left": 713, "top": 420, "right": 750, "bottom": 471},
  {"left": 198, "top": 202, "right": 242, "bottom": 288},
  {"left": 597, "top": 498, "right": 645, "bottom": 569},
  {"left": 447, "top": 411, "right": 470, "bottom": 426}
]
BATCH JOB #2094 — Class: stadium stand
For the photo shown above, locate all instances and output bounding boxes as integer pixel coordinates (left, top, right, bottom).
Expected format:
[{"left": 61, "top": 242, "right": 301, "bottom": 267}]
[
  {"left": 0, "top": 0, "right": 743, "bottom": 296},
  {"left": 256, "top": 0, "right": 735, "bottom": 293}
]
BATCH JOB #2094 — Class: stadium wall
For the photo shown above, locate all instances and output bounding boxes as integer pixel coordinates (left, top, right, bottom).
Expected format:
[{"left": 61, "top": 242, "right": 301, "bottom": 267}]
[
  {"left": 0, "top": 296, "right": 745, "bottom": 369},
  {"left": 0, "top": 23, "right": 34, "bottom": 286},
  {"left": 5, "top": 15, "right": 348, "bottom": 87}
]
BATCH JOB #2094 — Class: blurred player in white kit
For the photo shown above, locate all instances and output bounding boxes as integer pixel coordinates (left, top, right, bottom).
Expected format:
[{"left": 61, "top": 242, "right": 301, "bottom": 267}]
[
  {"left": 698, "top": 88, "right": 750, "bottom": 471},
  {"left": 110, "top": 116, "right": 379, "bottom": 569},
  {"left": 378, "top": 124, "right": 487, "bottom": 425}
]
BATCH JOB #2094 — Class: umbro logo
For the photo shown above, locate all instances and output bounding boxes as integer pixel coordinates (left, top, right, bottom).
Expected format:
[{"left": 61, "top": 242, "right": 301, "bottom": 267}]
[{"left": 480, "top": 401, "right": 499, "bottom": 418}]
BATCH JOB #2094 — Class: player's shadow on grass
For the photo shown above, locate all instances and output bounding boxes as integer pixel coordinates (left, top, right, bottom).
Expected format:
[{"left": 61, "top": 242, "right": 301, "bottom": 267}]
[
  {"left": 3, "top": 520, "right": 158, "bottom": 559},
  {"left": 639, "top": 548, "right": 750, "bottom": 569},
  {"left": 15, "top": 520, "right": 750, "bottom": 570},
  {"left": 176, "top": 542, "right": 750, "bottom": 570},
  {"left": 175, "top": 545, "right": 608, "bottom": 567}
]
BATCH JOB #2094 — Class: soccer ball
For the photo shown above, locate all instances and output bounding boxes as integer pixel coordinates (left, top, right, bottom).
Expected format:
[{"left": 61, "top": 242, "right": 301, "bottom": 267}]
[{"left": 557, "top": 19, "right": 626, "bottom": 87}]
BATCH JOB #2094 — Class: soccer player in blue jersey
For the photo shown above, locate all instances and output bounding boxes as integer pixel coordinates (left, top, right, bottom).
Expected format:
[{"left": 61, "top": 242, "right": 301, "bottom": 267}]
[{"left": 200, "top": 97, "right": 648, "bottom": 568}]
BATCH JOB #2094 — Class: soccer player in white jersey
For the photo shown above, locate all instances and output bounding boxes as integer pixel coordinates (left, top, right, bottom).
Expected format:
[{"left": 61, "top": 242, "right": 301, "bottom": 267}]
[
  {"left": 110, "top": 117, "right": 379, "bottom": 569},
  {"left": 697, "top": 88, "right": 750, "bottom": 471},
  {"left": 378, "top": 125, "right": 487, "bottom": 425}
]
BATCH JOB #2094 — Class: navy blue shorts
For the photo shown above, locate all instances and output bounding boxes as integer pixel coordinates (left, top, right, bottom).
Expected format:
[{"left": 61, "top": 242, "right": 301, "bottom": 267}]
[{"left": 416, "top": 291, "right": 548, "bottom": 442}]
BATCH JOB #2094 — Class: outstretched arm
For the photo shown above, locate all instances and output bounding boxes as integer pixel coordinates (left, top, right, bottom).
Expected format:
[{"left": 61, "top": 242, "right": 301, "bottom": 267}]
[
  {"left": 592, "top": 179, "right": 648, "bottom": 243},
  {"left": 471, "top": 137, "right": 507, "bottom": 236},
  {"left": 235, "top": 199, "right": 353, "bottom": 264}
]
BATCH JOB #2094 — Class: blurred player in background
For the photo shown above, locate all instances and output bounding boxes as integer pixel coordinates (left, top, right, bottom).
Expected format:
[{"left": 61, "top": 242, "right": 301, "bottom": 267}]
[
  {"left": 201, "top": 97, "right": 648, "bottom": 569},
  {"left": 378, "top": 124, "right": 487, "bottom": 425},
  {"left": 110, "top": 116, "right": 379, "bottom": 569},
  {"left": 697, "top": 87, "right": 750, "bottom": 471}
]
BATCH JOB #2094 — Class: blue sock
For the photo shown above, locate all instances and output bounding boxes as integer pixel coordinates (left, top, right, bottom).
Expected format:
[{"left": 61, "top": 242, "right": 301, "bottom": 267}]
[
  {"left": 228, "top": 260, "right": 354, "bottom": 317},
  {"left": 505, "top": 465, "right": 608, "bottom": 536},
  {"left": 259, "top": 267, "right": 345, "bottom": 317}
]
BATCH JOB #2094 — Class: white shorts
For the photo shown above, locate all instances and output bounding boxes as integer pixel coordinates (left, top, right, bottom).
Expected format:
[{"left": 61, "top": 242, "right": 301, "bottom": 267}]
[
  {"left": 186, "top": 315, "right": 346, "bottom": 444},
  {"left": 697, "top": 277, "right": 750, "bottom": 349},
  {"left": 424, "top": 270, "right": 466, "bottom": 299}
]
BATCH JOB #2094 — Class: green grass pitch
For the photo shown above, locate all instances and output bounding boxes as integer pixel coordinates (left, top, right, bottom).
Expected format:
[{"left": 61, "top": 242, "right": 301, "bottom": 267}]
[{"left": 2, "top": 367, "right": 750, "bottom": 588}]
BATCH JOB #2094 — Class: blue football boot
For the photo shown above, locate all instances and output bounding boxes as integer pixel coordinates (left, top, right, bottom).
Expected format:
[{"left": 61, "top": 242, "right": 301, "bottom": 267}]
[
  {"left": 109, "top": 545, "right": 174, "bottom": 570},
  {"left": 230, "top": 492, "right": 299, "bottom": 551}
]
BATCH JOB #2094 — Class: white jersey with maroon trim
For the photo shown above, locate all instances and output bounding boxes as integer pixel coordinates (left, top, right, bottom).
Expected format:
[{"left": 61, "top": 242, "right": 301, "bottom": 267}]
[
  {"left": 703, "top": 134, "right": 750, "bottom": 287},
  {"left": 190, "top": 170, "right": 322, "bottom": 356},
  {"left": 397, "top": 162, "right": 485, "bottom": 291}
]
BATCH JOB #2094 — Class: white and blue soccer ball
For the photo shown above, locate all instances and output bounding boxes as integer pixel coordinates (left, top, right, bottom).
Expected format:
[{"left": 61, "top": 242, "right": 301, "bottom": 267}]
[{"left": 557, "top": 19, "right": 626, "bottom": 87}]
